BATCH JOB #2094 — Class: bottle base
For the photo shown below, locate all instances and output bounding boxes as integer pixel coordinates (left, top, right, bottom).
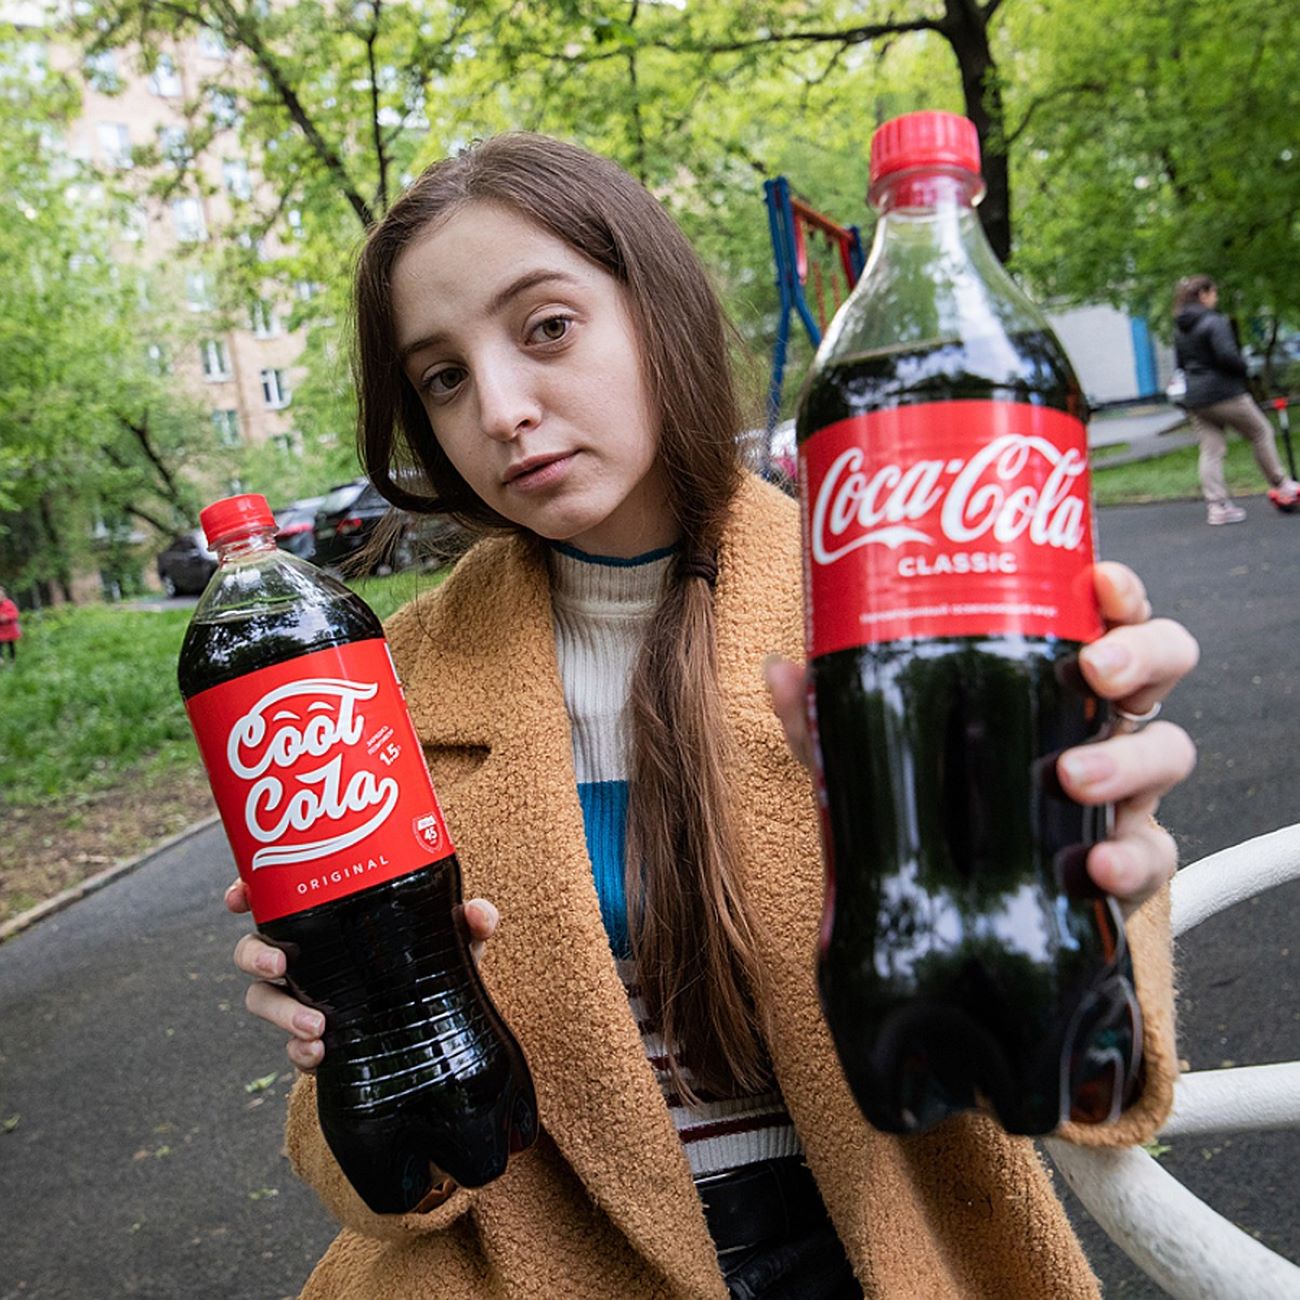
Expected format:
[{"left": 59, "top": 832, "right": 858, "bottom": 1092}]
[
  {"left": 825, "top": 961, "right": 1142, "bottom": 1138},
  {"left": 319, "top": 1073, "right": 540, "bottom": 1215}
]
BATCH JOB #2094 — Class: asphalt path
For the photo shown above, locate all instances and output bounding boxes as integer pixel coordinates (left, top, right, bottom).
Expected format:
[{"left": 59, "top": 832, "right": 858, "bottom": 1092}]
[{"left": 1, "top": 497, "right": 1297, "bottom": 1299}]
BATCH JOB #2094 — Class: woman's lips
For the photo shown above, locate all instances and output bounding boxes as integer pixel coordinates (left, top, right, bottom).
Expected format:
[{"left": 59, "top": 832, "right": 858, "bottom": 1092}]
[{"left": 503, "top": 453, "right": 576, "bottom": 491}]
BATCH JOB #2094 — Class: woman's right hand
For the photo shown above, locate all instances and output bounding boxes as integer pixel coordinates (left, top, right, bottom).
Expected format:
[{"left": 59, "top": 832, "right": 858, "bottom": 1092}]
[{"left": 226, "top": 880, "right": 501, "bottom": 1073}]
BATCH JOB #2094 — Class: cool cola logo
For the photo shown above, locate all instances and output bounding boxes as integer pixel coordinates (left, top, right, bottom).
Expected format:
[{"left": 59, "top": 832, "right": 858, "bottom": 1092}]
[
  {"left": 810, "top": 433, "right": 1087, "bottom": 566},
  {"left": 227, "top": 677, "right": 399, "bottom": 869}
]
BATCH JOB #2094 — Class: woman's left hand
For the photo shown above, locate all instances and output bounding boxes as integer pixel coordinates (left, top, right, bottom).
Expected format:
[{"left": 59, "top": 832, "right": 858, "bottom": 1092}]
[{"left": 764, "top": 561, "right": 1199, "bottom": 918}]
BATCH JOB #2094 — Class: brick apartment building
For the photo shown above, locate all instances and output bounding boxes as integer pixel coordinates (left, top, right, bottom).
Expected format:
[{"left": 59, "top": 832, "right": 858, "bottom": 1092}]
[{"left": 11, "top": 2, "right": 307, "bottom": 459}]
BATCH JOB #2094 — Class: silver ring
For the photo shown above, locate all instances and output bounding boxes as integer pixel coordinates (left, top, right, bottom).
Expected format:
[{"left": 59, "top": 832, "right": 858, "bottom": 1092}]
[{"left": 1113, "top": 700, "right": 1162, "bottom": 733}]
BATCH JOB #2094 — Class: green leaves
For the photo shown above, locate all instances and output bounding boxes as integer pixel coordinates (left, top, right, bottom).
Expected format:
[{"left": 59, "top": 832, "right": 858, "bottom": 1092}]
[{"left": 1005, "top": 0, "right": 1300, "bottom": 340}]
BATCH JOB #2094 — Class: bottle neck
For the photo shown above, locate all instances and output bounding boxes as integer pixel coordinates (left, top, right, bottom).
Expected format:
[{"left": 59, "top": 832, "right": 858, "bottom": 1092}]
[
  {"left": 215, "top": 529, "right": 278, "bottom": 563},
  {"left": 871, "top": 169, "right": 983, "bottom": 215},
  {"left": 860, "top": 167, "right": 995, "bottom": 293}
]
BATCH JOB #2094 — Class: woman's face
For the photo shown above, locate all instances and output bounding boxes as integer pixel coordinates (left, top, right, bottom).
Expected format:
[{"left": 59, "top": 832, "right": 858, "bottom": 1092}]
[
  {"left": 392, "top": 202, "right": 675, "bottom": 558},
  {"left": 1199, "top": 285, "right": 1219, "bottom": 309}
]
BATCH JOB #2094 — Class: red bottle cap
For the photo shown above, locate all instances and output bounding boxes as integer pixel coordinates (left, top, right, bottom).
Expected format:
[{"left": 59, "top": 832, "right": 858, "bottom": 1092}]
[
  {"left": 200, "top": 493, "right": 275, "bottom": 547},
  {"left": 869, "top": 111, "right": 982, "bottom": 189}
]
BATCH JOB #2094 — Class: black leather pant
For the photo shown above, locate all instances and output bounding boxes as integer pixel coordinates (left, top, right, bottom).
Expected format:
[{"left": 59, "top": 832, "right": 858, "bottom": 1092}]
[{"left": 696, "top": 1157, "right": 863, "bottom": 1300}]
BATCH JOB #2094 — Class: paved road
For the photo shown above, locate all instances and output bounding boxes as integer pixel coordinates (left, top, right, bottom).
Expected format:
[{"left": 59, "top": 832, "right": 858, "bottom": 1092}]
[{"left": 1, "top": 498, "right": 1297, "bottom": 1299}]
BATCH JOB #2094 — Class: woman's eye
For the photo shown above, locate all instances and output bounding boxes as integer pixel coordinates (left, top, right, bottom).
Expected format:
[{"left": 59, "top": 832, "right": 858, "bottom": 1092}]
[
  {"left": 424, "top": 366, "right": 465, "bottom": 396},
  {"left": 531, "top": 315, "right": 571, "bottom": 343}
]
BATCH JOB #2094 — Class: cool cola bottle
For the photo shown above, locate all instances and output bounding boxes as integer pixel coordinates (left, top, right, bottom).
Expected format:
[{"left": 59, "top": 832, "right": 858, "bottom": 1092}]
[
  {"left": 798, "top": 112, "right": 1141, "bottom": 1136},
  {"left": 179, "top": 493, "right": 537, "bottom": 1212}
]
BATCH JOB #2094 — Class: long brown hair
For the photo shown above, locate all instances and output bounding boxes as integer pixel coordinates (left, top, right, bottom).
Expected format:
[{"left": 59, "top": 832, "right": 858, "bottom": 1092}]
[{"left": 353, "top": 134, "right": 768, "bottom": 1099}]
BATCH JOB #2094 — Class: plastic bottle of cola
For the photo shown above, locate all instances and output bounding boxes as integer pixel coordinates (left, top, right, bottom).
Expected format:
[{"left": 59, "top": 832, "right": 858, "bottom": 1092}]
[
  {"left": 797, "top": 111, "right": 1142, "bottom": 1136},
  {"left": 179, "top": 493, "right": 537, "bottom": 1212}
]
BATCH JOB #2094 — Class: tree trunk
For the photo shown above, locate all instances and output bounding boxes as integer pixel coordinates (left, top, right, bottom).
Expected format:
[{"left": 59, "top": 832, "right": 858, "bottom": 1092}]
[
  {"left": 942, "top": 0, "right": 1011, "bottom": 262},
  {"left": 38, "top": 495, "right": 75, "bottom": 605}
]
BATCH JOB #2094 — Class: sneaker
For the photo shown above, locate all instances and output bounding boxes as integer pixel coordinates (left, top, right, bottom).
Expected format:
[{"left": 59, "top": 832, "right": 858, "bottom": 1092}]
[
  {"left": 1207, "top": 501, "right": 1246, "bottom": 526},
  {"left": 1267, "top": 479, "right": 1300, "bottom": 513}
]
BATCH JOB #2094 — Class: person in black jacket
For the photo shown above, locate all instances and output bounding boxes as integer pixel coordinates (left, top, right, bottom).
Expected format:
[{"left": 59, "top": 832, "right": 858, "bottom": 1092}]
[{"left": 1172, "top": 275, "right": 1299, "bottom": 525}]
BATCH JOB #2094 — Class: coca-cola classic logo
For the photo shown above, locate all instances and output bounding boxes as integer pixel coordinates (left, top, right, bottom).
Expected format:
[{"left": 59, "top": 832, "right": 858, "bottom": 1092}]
[
  {"left": 810, "top": 433, "right": 1087, "bottom": 565},
  {"left": 226, "top": 678, "right": 398, "bottom": 869}
]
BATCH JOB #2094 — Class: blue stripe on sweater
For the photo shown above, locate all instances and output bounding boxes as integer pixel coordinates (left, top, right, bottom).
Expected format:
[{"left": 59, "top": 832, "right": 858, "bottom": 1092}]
[{"left": 577, "top": 779, "right": 631, "bottom": 957}]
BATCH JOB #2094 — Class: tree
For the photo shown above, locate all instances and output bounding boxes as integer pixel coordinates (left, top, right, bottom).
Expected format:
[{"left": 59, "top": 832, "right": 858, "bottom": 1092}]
[
  {"left": 0, "top": 27, "right": 211, "bottom": 600},
  {"left": 1004, "top": 0, "right": 1300, "bottom": 363}
]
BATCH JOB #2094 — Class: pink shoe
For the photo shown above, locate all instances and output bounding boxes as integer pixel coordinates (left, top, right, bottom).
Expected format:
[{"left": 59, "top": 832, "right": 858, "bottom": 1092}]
[
  {"left": 1267, "top": 479, "right": 1300, "bottom": 513},
  {"left": 1207, "top": 501, "right": 1246, "bottom": 526}
]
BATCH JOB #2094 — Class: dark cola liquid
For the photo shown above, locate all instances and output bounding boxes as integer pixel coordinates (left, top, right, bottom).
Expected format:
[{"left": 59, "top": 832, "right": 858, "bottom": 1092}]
[
  {"left": 180, "top": 583, "right": 537, "bottom": 1212},
  {"left": 799, "top": 332, "right": 1141, "bottom": 1136}
]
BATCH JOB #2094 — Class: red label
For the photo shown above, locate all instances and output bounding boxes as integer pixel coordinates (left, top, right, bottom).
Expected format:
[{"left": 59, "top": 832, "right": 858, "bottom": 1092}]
[
  {"left": 185, "top": 639, "right": 454, "bottom": 924},
  {"left": 799, "top": 400, "right": 1103, "bottom": 657}
]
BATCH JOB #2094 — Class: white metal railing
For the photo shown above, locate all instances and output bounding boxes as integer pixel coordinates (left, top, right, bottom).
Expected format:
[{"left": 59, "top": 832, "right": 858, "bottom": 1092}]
[{"left": 1044, "top": 822, "right": 1300, "bottom": 1299}]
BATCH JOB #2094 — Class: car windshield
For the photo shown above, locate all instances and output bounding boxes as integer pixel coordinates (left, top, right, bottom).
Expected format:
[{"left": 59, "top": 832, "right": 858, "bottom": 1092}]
[{"left": 320, "top": 482, "right": 365, "bottom": 515}]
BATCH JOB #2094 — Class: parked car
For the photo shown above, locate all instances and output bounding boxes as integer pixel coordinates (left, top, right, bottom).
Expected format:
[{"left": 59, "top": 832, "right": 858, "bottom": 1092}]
[
  {"left": 156, "top": 529, "right": 217, "bottom": 596},
  {"left": 312, "top": 478, "right": 471, "bottom": 575},
  {"left": 738, "top": 419, "right": 797, "bottom": 495},
  {"left": 274, "top": 496, "right": 325, "bottom": 561},
  {"left": 312, "top": 478, "right": 390, "bottom": 573}
]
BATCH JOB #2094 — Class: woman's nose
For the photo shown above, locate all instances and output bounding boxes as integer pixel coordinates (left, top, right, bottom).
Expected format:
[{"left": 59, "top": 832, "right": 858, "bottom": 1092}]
[{"left": 476, "top": 361, "right": 541, "bottom": 442}]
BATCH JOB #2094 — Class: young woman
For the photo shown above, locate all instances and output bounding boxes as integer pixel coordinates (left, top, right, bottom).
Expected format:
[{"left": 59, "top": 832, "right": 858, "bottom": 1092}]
[
  {"left": 230, "top": 134, "right": 1198, "bottom": 1299},
  {"left": 1172, "top": 274, "right": 1300, "bottom": 525}
]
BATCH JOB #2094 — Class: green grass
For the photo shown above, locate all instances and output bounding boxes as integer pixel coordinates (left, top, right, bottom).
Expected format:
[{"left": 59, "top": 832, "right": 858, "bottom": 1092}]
[
  {"left": 0, "top": 568, "right": 447, "bottom": 808},
  {"left": 1092, "top": 435, "right": 1293, "bottom": 506},
  {"left": 350, "top": 568, "right": 446, "bottom": 620},
  {"left": 0, "top": 604, "right": 197, "bottom": 807}
]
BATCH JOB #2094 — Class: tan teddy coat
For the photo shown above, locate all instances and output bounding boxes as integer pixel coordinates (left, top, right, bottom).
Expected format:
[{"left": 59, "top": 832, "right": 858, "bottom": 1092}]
[{"left": 285, "top": 474, "right": 1178, "bottom": 1299}]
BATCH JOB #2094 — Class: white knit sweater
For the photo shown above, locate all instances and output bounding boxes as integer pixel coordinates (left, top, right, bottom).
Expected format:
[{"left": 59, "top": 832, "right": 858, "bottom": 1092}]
[{"left": 548, "top": 542, "right": 799, "bottom": 1177}]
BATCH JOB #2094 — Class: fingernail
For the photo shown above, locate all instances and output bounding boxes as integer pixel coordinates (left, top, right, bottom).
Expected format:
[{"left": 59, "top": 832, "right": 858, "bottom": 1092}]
[
  {"left": 761, "top": 654, "right": 780, "bottom": 686},
  {"left": 256, "top": 951, "right": 282, "bottom": 977},
  {"left": 294, "top": 1010, "right": 325, "bottom": 1036},
  {"left": 1086, "top": 643, "right": 1131, "bottom": 677},
  {"left": 1060, "top": 749, "right": 1115, "bottom": 787}
]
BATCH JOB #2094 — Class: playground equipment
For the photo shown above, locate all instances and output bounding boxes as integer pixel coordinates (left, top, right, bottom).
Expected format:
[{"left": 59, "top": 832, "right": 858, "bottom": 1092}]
[
  {"left": 1045, "top": 821, "right": 1300, "bottom": 1298},
  {"left": 762, "top": 177, "right": 864, "bottom": 441}
]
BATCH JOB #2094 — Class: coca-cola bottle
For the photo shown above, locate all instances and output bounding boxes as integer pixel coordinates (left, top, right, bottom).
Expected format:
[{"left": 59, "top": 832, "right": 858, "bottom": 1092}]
[
  {"left": 179, "top": 493, "right": 537, "bottom": 1212},
  {"left": 797, "top": 111, "right": 1141, "bottom": 1136}
]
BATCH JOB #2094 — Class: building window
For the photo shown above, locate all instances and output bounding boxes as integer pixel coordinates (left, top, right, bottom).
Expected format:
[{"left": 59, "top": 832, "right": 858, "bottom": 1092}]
[
  {"left": 96, "top": 122, "right": 131, "bottom": 169},
  {"left": 171, "top": 197, "right": 207, "bottom": 243},
  {"left": 160, "top": 125, "right": 190, "bottom": 168},
  {"left": 121, "top": 203, "right": 148, "bottom": 242},
  {"left": 295, "top": 279, "right": 318, "bottom": 302},
  {"left": 222, "top": 158, "right": 252, "bottom": 200},
  {"left": 184, "top": 269, "right": 212, "bottom": 311},
  {"left": 287, "top": 207, "right": 303, "bottom": 236},
  {"left": 84, "top": 49, "right": 120, "bottom": 92},
  {"left": 18, "top": 42, "right": 47, "bottom": 83},
  {"left": 260, "top": 368, "right": 291, "bottom": 409},
  {"left": 207, "top": 88, "right": 241, "bottom": 130},
  {"left": 147, "top": 53, "right": 183, "bottom": 97},
  {"left": 196, "top": 28, "right": 227, "bottom": 59},
  {"left": 211, "top": 409, "right": 241, "bottom": 447},
  {"left": 249, "top": 299, "right": 279, "bottom": 339},
  {"left": 200, "top": 339, "right": 231, "bottom": 380},
  {"left": 236, "top": 230, "right": 268, "bottom": 260},
  {"left": 146, "top": 342, "right": 169, "bottom": 375}
]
